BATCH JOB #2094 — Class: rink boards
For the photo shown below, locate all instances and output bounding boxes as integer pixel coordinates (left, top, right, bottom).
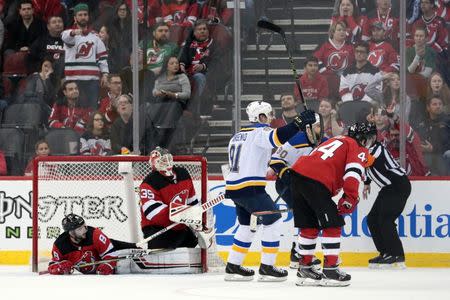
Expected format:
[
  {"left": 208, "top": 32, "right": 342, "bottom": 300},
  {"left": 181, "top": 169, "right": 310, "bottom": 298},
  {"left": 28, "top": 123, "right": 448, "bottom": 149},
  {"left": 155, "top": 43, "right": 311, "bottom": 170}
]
[{"left": 0, "top": 177, "right": 449, "bottom": 267}]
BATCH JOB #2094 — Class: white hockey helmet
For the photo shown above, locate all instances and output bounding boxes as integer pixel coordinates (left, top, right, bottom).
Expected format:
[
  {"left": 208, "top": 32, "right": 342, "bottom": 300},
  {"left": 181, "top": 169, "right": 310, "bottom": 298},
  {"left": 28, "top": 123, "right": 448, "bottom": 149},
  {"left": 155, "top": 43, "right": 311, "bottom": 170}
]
[
  {"left": 149, "top": 146, "right": 174, "bottom": 176},
  {"left": 246, "top": 101, "right": 273, "bottom": 123}
]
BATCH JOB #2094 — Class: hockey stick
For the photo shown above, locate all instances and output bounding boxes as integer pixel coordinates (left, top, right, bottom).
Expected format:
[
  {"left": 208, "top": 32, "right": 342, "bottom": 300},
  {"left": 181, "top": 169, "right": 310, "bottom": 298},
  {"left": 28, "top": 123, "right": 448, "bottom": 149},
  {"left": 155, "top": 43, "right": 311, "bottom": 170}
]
[
  {"left": 249, "top": 208, "right": 292, "bottom": 232},
  {"left": 136, "top": 194, "right": 225, "bottom": 248},
  {"left": 257, "top": 19, "right": 319, "bottom": 145},
  {"left": 75, "top": 248, "right": 171, "bottom": 269}
]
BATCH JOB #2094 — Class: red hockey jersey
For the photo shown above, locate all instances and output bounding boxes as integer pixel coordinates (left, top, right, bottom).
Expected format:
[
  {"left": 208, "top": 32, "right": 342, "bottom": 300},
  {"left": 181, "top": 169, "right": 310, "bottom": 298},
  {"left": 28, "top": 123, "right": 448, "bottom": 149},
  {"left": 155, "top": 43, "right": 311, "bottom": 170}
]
[
  {"left": 362, "top": 8, "right": 399, "bottom": 43},
  {"left": 49, "top": 226, "right": 116, "bottom": 274},
  {"left": 314, "top": 39, "right": 354, "bottom": 76},
  {"left": 413, "top": 14, "right": 449, "bottom": 53},
  {"left": 294, "top": 73, "right": 329, "bottom": 101},
  {"left": 48, "top": 101, "right": 92, "bottom": 134},
  {"left": 368, "top": 40, "right": 399, "bottom": 72},
  {"left": 292, "top": 136, "right": 368, "bottom": 203},
  {"left": 139, "top": 167, "right": 198, "bottom": 230}
]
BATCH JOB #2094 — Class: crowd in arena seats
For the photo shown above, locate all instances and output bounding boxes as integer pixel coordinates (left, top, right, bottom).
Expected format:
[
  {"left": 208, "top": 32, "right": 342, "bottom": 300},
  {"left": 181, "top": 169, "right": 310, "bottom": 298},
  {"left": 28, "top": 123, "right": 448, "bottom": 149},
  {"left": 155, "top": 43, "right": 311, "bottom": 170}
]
[
  {"left": 282, "top": 0, "right": 449, "bottom": 175},
  {"left": 0, "top": 0, "right": 237, "bottom": 175}
]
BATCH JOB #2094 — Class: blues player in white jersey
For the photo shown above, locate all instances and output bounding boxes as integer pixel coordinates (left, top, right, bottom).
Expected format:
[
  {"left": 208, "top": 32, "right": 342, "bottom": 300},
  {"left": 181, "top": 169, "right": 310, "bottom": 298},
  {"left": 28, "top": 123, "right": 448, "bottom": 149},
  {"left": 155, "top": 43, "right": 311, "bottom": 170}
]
[
  {"left": 268, "top": 114, "right": 326, "bottom": 269},
  {"left": 224, "top": 101, "right": 316, "bottom": 282}
]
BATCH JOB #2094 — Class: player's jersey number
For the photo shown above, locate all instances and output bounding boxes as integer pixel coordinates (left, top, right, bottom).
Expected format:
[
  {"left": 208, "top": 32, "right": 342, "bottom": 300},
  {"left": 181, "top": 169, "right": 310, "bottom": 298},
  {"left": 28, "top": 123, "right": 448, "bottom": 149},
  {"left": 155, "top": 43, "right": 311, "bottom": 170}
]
[
  {"left": 311, "top": 139, "right": 366, "bottom": 162},
  {"left": 229, "top": 144, "right": 242, "bottom": 172}
]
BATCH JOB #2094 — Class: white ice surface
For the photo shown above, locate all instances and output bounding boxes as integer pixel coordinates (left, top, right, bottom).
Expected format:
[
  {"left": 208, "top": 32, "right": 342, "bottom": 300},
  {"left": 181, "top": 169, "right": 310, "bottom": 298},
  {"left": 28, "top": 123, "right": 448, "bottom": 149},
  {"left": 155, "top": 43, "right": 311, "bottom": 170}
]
[{"left": 1, "top": 266, "right": 449, "bottom": 300}]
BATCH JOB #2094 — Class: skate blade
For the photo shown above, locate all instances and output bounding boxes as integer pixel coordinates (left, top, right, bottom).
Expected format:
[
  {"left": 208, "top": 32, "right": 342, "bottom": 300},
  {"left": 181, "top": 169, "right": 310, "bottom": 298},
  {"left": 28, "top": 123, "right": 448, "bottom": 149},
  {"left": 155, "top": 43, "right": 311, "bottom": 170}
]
[
  {"left": 257, "top": 275, "right": 288, "bottom": 282},
  {"left": 320, "top": 279, "right": 351, "bottom": 287},
  {"left": 295, "top": 277, "right": 322, "bottom": 286},
  {"left": 290, "top": 261, "right": 299, "bottom": 269},
  {"left": 378, "top": 262, "right": 406, "bottom": 270},
  {"left": 224, "top": 274, "right": 254, "bottom": 281},
  {"left": 368, "top": 263, "right": 381, "bottom": 269}
]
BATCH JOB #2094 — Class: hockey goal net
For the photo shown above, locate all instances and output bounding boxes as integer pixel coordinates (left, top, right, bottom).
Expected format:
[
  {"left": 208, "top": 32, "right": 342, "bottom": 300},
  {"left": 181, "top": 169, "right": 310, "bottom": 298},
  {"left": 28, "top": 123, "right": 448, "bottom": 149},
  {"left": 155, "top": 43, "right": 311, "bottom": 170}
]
[{"left": 32, "top": 155, "right": 224, "bottom": 273}]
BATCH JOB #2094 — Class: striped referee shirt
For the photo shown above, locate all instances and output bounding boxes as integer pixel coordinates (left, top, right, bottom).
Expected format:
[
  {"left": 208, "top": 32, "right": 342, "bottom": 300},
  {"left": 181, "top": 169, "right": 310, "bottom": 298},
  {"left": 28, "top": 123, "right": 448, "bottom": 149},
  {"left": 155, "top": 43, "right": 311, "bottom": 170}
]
[{"left": 365, "top": 142, "right": 406, "bottom": 188}]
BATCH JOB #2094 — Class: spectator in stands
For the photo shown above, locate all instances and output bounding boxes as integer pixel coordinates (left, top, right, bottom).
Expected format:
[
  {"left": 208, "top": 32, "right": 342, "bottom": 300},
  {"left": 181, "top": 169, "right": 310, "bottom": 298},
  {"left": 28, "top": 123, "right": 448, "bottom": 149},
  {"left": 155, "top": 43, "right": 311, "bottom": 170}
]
[
  {"left": 340, "top": 41, "right": 382, "bottom": 102},
  {"left": 4, "top": 0, "right": 46, "bottom": 55},
  {"left": 406, "top": 26, "right": 436, "bottom": 79},
  {"left": 362, "top": 0, "right": 399, "bottom": 47},
  {"left": 413, "top": 0, "right": 448, "bottom": 55},
  {"left": 318, "top": 98, "right": 344, "bottom": 138},
  {"left": 98, "top": 74, "right": 122, "bottom": 126},
  {"left": 331, "top": 0, "right": 363, "bottom": 44},
  {"left": 416, "top": 96, "right": 449, "bottom": 175},
  {"left": 110, "top": 94, "right": 133, "bottom": 154},
  {"left": 61, "top": 3, "right": 109, "bottom": 109},
  {"left": 180, "top": 19, "right": 219, "bottom": 116},
  {"left": 80, "top": 112, "right": 112, "bottom": 156},
  {"left": 48, "top": 81, "right": 92, "bottom": 134},
  {"left": 108, "top": 1, "right": 132, "bottom": 73},
  {"left": 22, "top": 57, "right": 57, "bottom": 114},
  {"left": 270, "top": 93, "right": 299, "bottom": 128},
  {"left": 98, "top": 25, "right": 116, "bottom": 75},
  {"left": 23, "top": 139, "right": 50, "bottom": 176},
  {"left": 314, "top": 21, "right": 354, "bottom": 101},
  {"left": 29, "top": 15, "right": 65, "bottom": 83},
  {"left": 294, "top": 56, "right": 329, "bottom": 102},
  {"left": 124, "top": 0, "right": 162, "bottom": 28},
  {"left": 150, "top": 56, "right": 191, "bottom": 150},
  {"left": 31, "top": 0, "right": 64, "bottom": 23},
  {"left": 436, "top": 0, "right": 450, "bottom": 22},
  {"left": 368, "top": 21, "right": 399, "bottom": 73},
  {"left": 365, "top": 72, "right": 412, "bottom": 122},
  {"left": 427, "top": 72, "right": 450, "bottom": 108},
  {"left": 197, "top": 0, "right": 233, "bottom": 26},
  {"left": 162, "top": 0, "right": 198, "bottom": 27}
]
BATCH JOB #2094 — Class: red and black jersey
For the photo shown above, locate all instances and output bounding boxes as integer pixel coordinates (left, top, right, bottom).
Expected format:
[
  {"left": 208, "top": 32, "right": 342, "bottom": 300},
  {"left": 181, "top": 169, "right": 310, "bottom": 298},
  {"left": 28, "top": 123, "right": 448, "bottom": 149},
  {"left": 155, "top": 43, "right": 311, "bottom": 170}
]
[
  {"left": 292, "top": 136, "right": 369, "bottom": 203},
  {"left": 362, "top": 8, "right": 399, "bottom": 43},
  {"left": 49, "top": 226, "right": 115, "bottom": 274},
  {"left": 139, "top": 167, "right": 198, "bottom": 230},
  {"left": 413, "top": 14, "right": 449, "bottom": 53},
  {"left": 368, "top": 40, "right": 399, "bottom": 72},
  {"left": 48, "top": 100, "right": 92, "bottom": 134},
  {"left": 314, "top": 39, "right": 354, "bottom": 76},
  {"left": 331, "top": 15, "right": 365, "bottom": 44},
  {"left": 161, "top": 1, "right": 198, "bottom": 26}
]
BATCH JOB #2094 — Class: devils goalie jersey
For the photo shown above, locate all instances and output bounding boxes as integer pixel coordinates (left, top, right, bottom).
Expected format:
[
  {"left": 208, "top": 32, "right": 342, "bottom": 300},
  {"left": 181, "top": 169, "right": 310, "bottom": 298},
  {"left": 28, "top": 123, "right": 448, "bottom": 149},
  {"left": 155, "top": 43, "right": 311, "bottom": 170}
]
[
  {"left": 49, "top": 226, "right": 116, "bottom": 274},
  {"left": 139, "top": 167, "right": 198, "bottom": 231}
]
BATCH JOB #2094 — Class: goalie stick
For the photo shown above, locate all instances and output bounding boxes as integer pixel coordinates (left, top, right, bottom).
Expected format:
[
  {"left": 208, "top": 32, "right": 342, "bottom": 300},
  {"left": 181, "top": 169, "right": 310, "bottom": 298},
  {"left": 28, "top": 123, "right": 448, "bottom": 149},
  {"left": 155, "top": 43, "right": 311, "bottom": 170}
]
[
  {"left": 136, "top": 194, "right": 226, "bottom": 248},
  {"left": 249, "top": 208, "right": 292, "bottom": 232},
  {"left": 75, "top": 248, "right": 170, "bottom": 269}
]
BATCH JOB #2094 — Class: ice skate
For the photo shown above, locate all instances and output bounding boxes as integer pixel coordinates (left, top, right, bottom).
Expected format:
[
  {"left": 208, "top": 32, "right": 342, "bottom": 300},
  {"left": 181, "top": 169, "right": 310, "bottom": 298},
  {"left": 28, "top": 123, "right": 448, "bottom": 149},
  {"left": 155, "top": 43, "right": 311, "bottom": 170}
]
[
  {"left": 321, "top": 265, "right": 351, "bottom": 287},
  {"left": 224, "top": 263, "right": 254, "bottom": 281},
  {"left": 295, "top": 263, "right": 323, "bottom": 286},
  {"left": 377, "top": 255, "right": 406, "bottom": 269},
  {"left": 258, "top": 264, "right": 288, "bottom": 282},
  {"left": 368, "top": 254, "right": 384, "bottom": 269},
  {"left": 290, "top": 244, "right": 321, "bottom": 269}
]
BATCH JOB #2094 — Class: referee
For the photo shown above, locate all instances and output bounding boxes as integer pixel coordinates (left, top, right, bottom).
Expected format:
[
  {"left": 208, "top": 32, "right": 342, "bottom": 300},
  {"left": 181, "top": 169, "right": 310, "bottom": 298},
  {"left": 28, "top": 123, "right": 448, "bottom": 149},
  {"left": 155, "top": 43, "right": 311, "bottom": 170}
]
[{"left": 363, "top": 126, "right": 411, "bottom": 269}]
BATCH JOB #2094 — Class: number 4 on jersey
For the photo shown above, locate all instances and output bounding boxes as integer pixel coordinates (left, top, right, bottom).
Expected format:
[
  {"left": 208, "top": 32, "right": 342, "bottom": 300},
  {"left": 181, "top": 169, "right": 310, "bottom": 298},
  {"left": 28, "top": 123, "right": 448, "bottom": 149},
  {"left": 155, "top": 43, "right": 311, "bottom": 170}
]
[{"left": 312, "top": 140, "right": 343, "bottom": 160}]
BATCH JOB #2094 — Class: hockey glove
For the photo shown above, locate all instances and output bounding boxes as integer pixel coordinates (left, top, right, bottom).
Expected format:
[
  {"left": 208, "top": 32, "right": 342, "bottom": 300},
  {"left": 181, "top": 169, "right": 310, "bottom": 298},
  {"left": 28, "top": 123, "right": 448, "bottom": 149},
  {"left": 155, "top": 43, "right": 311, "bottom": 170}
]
[
  {"left": 337, "top": 196, "right": 358, "bottom": 215},
  {"left": 48, "top": 260, "right": 73, "bottom": 275},
  {"left": 293, "top": 109, "right": 316, "bottom": 131},
  {"left": 96, "top": 263, "right": 114, "bottom": 275}
]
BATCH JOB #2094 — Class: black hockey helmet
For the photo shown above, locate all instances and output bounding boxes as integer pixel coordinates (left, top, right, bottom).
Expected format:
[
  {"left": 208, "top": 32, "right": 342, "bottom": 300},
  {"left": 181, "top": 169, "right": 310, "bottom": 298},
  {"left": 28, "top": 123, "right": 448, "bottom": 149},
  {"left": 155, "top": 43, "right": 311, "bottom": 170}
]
[
  {"left": 348, "top": 122, "right": 377, "bottom": 148},
  {"left": 62, "top": 214, "right": 85, "bottom": 232}
]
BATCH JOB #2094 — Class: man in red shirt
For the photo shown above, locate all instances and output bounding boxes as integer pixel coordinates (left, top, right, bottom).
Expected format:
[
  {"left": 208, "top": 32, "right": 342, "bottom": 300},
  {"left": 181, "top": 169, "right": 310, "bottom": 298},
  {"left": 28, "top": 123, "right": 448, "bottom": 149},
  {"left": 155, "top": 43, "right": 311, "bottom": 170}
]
[
  {"left": 291, "top": 122, "right": 376, "bottom": 287},
  {"left": 294, "top": 56, "right": 329, "bottom": 102},
  {"left": 270, "top": 93, "right": 300, "bottom": 128},
  {"left": 98, "top": 74, "right": 122, "bottom": 125},
  {"left": 139, "top": 147, "right": 213, "bottom": 249},
  {"left": 368, "top": 22, "right": 399, "bottom": 73},
  {"left": 48, "top": 214, "right": 135, "bottom": 275}
]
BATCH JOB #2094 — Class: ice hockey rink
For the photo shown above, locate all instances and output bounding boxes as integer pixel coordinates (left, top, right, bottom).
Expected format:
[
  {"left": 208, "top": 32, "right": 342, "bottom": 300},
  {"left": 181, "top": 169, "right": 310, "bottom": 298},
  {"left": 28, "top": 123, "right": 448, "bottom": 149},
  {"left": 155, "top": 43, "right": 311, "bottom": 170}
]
[{"left": 1, "top": 266, "right": 449, "bottom": 300}]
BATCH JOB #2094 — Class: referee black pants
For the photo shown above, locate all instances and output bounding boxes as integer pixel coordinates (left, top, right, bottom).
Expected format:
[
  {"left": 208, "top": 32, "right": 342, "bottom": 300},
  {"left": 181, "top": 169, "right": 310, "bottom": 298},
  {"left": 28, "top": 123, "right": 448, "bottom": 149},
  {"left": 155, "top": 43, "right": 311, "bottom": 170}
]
[{"left": 367, "top": 175, "right": 411, "bottom": 257}]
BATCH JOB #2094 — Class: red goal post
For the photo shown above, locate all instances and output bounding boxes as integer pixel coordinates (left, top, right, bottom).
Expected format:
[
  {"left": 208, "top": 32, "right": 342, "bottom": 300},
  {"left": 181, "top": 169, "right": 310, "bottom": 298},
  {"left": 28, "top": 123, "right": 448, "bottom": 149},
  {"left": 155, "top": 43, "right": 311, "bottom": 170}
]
[{"left": 31, "top": 155, "right": 222, "bottom": 273}]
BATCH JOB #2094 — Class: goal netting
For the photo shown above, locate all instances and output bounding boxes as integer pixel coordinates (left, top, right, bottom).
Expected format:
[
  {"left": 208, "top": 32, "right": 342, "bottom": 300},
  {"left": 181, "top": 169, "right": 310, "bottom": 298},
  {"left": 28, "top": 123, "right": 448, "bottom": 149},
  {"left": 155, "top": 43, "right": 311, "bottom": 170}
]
[{"left": 32, "top": 155, "right": 224, "bottom": 273}]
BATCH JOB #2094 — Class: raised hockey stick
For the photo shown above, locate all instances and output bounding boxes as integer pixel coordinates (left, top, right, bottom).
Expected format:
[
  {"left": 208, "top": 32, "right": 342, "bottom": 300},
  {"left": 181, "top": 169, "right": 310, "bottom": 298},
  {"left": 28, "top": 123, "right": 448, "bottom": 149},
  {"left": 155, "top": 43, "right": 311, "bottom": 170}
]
[
  {"left": 136, "top": 194, "right": 225, "bottom": 248},
  {"left": 75, "top": 248, "right": 171, "bottom": 269},
  {"left": 249, "top": 208, "right": 292, "bottom": 232}
]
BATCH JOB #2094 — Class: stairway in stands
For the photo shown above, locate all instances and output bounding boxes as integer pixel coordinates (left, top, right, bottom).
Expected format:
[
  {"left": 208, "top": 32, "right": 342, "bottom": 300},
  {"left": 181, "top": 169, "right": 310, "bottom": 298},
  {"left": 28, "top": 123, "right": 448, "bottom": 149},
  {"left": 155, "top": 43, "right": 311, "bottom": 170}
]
[{"left": 192, "top": 0, "right": 334, "bottom": 175}]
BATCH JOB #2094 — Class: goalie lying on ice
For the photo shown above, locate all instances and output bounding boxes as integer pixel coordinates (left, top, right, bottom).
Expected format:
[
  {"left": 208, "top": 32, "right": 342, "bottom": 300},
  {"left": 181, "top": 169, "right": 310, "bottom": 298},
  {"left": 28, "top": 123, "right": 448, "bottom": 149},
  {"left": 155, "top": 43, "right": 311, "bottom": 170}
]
[{"left": 139, "top": 147, "right": 215, "bottom": 250}]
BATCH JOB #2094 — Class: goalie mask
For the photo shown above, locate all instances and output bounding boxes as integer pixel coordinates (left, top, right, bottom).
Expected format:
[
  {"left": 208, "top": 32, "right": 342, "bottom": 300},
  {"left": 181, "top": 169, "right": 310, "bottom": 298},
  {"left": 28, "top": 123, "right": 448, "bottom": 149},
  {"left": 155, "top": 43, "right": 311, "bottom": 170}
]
[
  {"left": 149, "top": 147, "right": 174, "bottom": 177},
  {"left": 246, "top": 101, "right": 274, "bottom": 123},
  {"left": 348, "top": 122, "right": 377, "bottom": 149},
  {"left": 305, "top": 113, "right": 324, "bottom": 146}
]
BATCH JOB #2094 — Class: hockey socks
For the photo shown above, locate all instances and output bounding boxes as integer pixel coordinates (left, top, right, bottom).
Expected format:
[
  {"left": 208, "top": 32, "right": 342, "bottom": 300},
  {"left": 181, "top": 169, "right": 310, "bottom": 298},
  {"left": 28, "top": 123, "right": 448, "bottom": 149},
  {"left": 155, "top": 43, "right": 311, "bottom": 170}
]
[
  {"left": 227, "top": 225, "right": 255, "bottom": 266},
  {"left": 298, "top": 228, "right": 319, "bottom": 265},
  {"left": 321, "top": 227, "right": 341, "bottom": 267},
  {"left": 260, "top": 219, "right": 282, "bottom": 265}
]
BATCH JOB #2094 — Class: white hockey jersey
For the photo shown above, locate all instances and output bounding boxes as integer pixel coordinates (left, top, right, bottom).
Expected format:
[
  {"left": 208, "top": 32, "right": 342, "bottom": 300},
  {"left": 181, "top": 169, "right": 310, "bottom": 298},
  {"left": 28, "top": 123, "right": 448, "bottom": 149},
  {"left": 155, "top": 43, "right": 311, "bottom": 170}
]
[
  {"left": 62, "top": 29, "right": 109, "bottom": 81},
  {"left": 225, "top": 123, "right": 286, "bottom": 198}
]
